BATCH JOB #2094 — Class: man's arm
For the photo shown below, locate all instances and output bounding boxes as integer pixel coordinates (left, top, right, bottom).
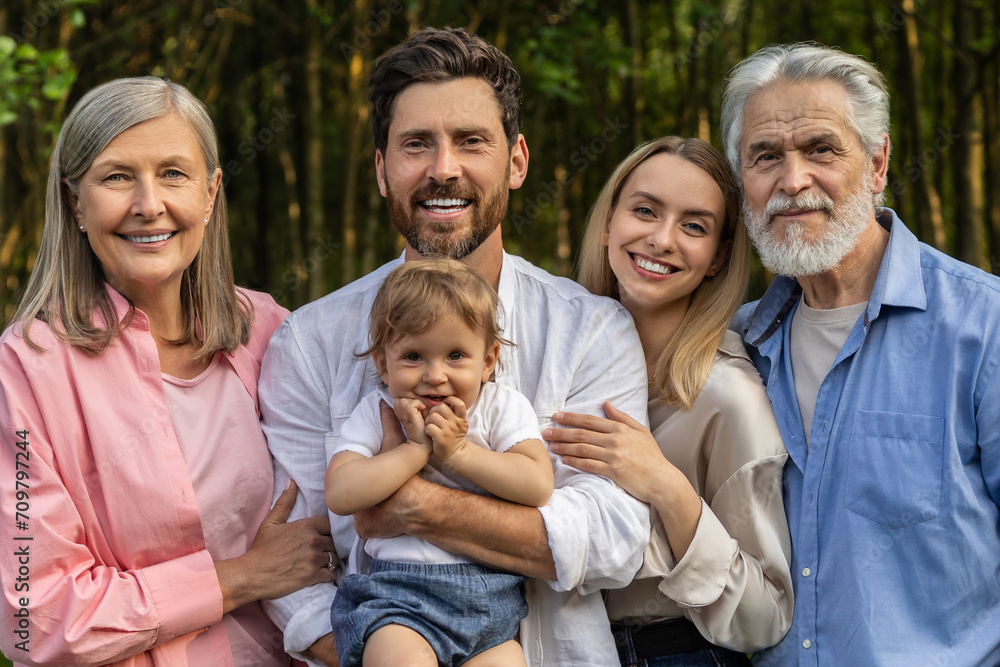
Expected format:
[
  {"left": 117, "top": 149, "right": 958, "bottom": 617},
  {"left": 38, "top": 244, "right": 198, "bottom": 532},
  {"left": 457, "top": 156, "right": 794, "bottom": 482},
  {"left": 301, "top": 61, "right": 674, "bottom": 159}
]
[
  {"left": 355, "top": 472, "right": 557, "bottom": 578},
  {"left": 258, "top": 318, "right": 341, "bottom": 660}
]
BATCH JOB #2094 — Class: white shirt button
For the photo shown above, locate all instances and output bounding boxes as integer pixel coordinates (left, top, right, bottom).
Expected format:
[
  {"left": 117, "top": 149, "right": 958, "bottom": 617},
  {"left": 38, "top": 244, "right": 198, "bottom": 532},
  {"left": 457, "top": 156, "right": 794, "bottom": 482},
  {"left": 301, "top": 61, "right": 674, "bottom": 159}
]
[
  {"left": 803, "top": 639, "right": 813, "bottom": 649},
  {"left": 802, "top": 567, "right": 811, "bottom": 577}
]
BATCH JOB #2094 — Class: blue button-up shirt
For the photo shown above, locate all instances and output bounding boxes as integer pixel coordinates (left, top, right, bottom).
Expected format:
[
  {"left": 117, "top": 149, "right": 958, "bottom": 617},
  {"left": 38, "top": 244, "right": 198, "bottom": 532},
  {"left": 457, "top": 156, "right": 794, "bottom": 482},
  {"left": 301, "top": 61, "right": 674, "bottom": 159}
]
[{"left": 733, "top": 209, "right": 1000, "bottom": 666}]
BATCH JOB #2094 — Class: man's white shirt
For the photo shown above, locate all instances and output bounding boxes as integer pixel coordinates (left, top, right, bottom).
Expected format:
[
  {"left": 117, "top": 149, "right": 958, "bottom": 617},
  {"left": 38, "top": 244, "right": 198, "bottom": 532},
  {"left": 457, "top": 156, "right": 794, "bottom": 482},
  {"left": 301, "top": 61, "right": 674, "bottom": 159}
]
[{"left": 259, "top": 252, "right": 650, "bottom": 666}]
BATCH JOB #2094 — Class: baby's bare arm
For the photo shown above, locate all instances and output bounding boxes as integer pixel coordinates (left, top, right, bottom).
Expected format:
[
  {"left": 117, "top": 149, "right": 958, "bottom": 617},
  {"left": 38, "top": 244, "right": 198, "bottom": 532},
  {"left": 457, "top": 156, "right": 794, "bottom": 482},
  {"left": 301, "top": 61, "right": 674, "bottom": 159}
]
[
  {"left": 440, "top": 437, "right": 554, "bottom": 507},
  {"left": 325, "top": 444, "right": 430, "bottom": 516}
]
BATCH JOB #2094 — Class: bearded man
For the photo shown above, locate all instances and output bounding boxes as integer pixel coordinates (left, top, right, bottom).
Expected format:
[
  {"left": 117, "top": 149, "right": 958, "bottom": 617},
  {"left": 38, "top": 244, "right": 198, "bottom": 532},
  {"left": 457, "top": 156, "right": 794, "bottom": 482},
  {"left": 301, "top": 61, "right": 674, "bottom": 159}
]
[
  {"left": 258, "top": 27, "right": 649, "bottom": 666},
  {"left": 726, "top": 44, "right": 1000, "bottom": 666}
]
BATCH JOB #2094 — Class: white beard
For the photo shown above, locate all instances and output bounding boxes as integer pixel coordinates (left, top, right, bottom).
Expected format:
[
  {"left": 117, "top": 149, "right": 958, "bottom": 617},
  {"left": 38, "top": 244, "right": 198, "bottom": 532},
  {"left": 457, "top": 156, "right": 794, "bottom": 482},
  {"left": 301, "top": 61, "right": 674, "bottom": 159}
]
[{"left": 743, "top": 178, "right": 874, "bottom": 277}]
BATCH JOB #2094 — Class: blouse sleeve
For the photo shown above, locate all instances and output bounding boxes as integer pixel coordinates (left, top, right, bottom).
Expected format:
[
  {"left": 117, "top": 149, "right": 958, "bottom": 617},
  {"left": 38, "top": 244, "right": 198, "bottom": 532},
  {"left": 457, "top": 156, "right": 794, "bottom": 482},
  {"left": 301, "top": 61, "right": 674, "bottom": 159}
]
[
  {"left": 641, "top": 353, "right": 793, "bottom": 652},
  {"left": 0, "top": 332, "right": 223, "bottom": 665}
]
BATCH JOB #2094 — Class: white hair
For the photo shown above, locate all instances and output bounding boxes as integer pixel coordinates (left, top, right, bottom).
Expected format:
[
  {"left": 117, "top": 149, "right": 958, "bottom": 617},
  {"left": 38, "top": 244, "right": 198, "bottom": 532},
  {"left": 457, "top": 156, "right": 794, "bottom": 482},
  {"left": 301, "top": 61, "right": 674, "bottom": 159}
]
[{"left": 720, "top": 42, "right": 890, "bottom": 205}]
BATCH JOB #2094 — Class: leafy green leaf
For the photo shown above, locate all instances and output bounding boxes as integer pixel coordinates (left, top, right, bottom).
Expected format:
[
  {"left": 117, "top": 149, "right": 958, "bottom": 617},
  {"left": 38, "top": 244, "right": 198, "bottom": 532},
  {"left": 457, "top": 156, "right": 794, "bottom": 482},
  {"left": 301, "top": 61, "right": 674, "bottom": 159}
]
[
  {"left": 15, "top": 44, "right": 38, "bottom": 60},
  {"left": 0, "top": 36, "right": 17, "bottom": 59}
]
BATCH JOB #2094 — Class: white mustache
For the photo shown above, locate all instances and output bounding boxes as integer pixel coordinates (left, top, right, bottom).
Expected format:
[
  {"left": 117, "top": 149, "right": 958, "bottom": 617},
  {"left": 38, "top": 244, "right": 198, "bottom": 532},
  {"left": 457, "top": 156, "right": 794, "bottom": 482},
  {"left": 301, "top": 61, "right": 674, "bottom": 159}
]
[{"left": 764, "top": 192, "right": 835, "bottom": 218}]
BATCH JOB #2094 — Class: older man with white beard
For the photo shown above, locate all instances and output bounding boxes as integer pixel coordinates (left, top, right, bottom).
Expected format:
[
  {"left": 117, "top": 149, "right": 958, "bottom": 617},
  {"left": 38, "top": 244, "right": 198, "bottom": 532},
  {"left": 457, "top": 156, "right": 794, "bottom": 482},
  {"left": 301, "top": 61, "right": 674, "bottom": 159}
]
[{"left": 726, "top": 44, "right": 1000, "bottom": 666}]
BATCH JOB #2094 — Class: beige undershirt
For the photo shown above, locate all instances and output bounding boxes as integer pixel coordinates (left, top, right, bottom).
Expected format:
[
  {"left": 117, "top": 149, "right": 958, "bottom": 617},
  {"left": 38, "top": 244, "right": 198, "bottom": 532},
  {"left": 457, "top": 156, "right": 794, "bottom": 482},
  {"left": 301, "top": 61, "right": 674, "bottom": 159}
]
[{"left": 789, "top": 299, "right": 868, "bottom": 445}]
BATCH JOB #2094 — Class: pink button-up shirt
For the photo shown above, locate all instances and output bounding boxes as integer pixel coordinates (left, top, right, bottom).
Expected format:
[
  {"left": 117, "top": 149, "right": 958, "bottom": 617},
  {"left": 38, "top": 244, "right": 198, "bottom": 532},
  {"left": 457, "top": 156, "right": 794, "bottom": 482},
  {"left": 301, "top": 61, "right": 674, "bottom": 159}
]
[{"left": 0, "top": 287, "right": 287, "bottom": 665}]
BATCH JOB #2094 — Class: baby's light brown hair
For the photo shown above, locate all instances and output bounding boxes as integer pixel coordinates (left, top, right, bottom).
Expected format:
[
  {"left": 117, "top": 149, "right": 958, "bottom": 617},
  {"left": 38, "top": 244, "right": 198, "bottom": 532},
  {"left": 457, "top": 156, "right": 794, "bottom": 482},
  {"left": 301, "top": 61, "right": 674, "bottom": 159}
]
[{"left": 359, "top": 257, "right": 511, "bottom": 362}]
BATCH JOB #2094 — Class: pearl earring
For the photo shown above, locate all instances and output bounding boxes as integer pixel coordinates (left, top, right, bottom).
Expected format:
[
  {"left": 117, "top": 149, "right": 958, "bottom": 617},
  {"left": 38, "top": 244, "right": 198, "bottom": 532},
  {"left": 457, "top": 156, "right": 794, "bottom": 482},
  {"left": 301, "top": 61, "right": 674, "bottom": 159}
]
[{"left": 204, "top": 217, "right": 209, "bottom": 223}]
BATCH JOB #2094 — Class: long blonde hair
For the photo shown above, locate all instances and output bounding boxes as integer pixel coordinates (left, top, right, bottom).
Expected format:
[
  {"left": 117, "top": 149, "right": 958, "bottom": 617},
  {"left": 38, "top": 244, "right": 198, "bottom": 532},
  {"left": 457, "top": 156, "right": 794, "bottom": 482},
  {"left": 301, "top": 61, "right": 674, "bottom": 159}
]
[
  {"left": 578, "top": 136, "right": 749, "bottom": 408},
  {"left": 10, "top": 77, "right": 251, "bottom": 357}
]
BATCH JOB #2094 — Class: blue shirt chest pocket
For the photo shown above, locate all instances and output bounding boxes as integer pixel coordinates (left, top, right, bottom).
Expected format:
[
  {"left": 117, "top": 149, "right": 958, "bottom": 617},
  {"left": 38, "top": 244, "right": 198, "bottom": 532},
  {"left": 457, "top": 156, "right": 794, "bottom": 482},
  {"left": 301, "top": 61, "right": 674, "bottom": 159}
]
[{"left": 845, "top": 410, "right": 945, "bottom": 528}]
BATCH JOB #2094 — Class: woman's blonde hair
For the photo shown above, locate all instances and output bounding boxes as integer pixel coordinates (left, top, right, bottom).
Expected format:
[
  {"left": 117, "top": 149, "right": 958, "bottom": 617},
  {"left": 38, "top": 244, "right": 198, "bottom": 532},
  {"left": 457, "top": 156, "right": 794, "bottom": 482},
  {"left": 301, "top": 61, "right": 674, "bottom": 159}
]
[
  {"left": 359, "top": 257, "right": 511, "bottom": 362},
  {"left": 577, "top": 136, "right": 749, "bottom": 409},
  {"left": 10, "top": 77, "right": 251, "bottom": 356}
]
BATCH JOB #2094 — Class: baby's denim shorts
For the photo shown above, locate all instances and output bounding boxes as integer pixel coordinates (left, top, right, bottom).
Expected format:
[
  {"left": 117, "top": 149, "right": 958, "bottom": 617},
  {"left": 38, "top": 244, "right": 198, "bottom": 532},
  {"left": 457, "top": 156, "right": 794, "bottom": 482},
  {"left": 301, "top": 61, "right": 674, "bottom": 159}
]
[{"left": 331, "top": 558, "right": 528, "bottom": 667}]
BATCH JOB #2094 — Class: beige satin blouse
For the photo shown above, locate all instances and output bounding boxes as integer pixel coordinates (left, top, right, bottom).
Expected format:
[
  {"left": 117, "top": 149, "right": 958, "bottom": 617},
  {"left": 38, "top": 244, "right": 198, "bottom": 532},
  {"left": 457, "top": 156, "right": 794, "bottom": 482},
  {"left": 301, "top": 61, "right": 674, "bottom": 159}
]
[{"left": 604, "top": 331, "right": 794, "bottom": 652}]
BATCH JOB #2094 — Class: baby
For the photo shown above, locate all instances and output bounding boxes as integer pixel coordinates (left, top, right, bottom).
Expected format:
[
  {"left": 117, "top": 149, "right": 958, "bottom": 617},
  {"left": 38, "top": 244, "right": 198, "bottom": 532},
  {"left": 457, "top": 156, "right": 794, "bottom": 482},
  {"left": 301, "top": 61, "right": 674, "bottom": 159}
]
[{"left": 325, "top": 258, "right": 554, "bottom": 667}]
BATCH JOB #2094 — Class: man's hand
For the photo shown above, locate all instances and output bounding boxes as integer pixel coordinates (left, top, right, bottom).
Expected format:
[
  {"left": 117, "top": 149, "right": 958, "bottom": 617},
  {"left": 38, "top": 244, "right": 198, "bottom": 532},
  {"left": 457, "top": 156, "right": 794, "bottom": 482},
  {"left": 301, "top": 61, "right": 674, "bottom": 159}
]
[
  {"left": 304, "top": 633, "right": 339, "bottom": 666},
  {"left": 353, "top": 474, "right": 436, "bottom": 539}
]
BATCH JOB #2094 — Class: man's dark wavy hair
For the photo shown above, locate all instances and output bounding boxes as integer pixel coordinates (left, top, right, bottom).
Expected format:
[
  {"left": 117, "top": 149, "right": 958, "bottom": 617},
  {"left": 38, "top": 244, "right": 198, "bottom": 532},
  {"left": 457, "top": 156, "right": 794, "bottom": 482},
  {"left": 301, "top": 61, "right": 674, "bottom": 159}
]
[{"left": 368, "top": 27, "right": 523, "bottom": 154}]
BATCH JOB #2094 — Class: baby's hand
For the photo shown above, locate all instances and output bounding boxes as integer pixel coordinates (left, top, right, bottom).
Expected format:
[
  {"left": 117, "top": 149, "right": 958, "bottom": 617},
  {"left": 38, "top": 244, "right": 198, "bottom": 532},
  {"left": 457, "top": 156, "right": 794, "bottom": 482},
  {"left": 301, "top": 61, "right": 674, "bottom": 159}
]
[
  {"left": 393, "top": 398, "right": 431, "bottom": 450},
  {"left": 425, "top": 396, "right": 470, "bottom": 463}
]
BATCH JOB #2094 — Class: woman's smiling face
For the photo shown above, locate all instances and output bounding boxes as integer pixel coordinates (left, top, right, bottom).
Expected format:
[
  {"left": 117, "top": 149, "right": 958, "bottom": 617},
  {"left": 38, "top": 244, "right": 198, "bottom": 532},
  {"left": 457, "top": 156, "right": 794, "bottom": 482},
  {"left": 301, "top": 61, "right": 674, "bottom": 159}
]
[
  {"left": 68, "top": 113, "right": 220, "bottom": 304},
  {"left": 605, "top": 151, "right": 729, "bottom": 317}
]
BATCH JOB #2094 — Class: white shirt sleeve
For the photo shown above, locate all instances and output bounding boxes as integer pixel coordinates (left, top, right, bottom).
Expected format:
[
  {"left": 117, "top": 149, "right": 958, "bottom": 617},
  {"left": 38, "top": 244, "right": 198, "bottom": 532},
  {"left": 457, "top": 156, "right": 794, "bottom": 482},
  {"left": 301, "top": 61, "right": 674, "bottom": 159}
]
[
  {"left": 537, "top": 306, "right": 651, "bottom": 594},
  {"left": 258, "top": 319, "right": 339, "bottom": 657}
]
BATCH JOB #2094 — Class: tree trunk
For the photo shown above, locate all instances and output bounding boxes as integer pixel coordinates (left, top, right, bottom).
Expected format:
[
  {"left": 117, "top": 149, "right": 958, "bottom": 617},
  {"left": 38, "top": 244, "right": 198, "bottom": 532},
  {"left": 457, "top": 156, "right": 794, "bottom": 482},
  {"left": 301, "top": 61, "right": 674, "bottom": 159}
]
[
  {"left": 894, "top": 0, "right": 944, "bottom": 247},
  {"left": 626, "top": 0, "right": 643, "bottom": 145},
  {"left": 362, "top": 177, "right": 381, "bottom": 276},
  {"left": 493, "top": 0, "right": 511, "bottom": 52},
  {"left": 864, "top": 0, "right": 878, "bottom": 63},
  {"left": 951, "top": 0, "right": 986, "bottom": 268},
  {"left": 983, "top": 58, "right": 1000, "bottom": 273},
  {"left": 666, "top": 0, "right": 685, "bottom": 133},
  {"left": 930, "top": 0, "right": 948, "bottom": 246},
  {"left": 278, "top": 147, "right": 306, "bottom": 307},
  {"left": 341, "top": 0, "right": 374, "bottom": 286},
  {"left": 554, "top": 109, "right": 571, "bottom": 277},
  {"left": 305, "top": 0, "right": 326, "bottom": 301}
]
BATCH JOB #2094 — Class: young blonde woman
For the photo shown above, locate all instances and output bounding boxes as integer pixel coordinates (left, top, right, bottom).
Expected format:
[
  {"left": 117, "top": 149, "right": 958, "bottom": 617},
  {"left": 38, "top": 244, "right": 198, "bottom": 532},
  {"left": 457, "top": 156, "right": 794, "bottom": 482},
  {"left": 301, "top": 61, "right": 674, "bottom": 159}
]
[{"left": 545, "top": 137, "right": 793, "bottom": 666}]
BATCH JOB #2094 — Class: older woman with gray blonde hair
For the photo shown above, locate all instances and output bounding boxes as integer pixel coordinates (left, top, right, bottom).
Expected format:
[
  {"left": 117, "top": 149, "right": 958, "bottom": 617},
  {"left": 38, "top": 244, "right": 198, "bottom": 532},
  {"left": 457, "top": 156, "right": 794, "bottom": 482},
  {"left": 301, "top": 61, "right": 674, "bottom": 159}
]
[{"left": 0, "top": 77, "right": 335, "bottom": 665}]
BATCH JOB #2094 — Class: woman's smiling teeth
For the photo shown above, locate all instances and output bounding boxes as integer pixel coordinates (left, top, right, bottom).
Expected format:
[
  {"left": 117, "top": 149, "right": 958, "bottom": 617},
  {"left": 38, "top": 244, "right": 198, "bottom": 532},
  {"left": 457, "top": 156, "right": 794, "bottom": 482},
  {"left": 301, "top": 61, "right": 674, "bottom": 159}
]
[
  {"left": 632, "top": 254, "right": 676, "bottom": 275},
  {"left": 421, "top": 198, "right": 471, "bottom": 213},
  {"left": 120, "top": 232, "right": 176, "bottom": 243}
]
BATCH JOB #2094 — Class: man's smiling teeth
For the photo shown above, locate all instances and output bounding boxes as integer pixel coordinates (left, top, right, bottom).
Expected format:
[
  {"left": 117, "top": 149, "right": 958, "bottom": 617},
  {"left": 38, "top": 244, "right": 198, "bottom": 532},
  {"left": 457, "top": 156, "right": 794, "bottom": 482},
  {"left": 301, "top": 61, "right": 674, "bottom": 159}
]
[
  {"left": 421, "top": 198, "right": 471, "bottom": 213},
  {"left": 121, "top": 232, "right": 175, "bottom": 243},
  {"left": 633, "top": 255, "right": 675, "bottom": 275}
]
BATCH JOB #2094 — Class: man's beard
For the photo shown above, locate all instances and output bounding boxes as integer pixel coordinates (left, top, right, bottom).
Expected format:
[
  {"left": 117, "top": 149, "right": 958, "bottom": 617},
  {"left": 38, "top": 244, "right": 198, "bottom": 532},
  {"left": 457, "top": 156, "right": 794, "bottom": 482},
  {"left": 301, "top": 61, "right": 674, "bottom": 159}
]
[
  {"left": 386, "top": 168, "right": 510, "bottom": 260},
  {"left": 742, "top": 175, "right": 874, "bottom": 277}
]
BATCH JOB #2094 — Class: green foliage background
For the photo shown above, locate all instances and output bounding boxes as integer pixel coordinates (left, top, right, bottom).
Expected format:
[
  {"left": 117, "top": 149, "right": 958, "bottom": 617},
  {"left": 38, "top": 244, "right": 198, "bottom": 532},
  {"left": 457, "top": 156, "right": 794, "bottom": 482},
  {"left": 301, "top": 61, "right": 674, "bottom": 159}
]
[{"left": 1, "top": 0, "right": 998, "bottom": 324}]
